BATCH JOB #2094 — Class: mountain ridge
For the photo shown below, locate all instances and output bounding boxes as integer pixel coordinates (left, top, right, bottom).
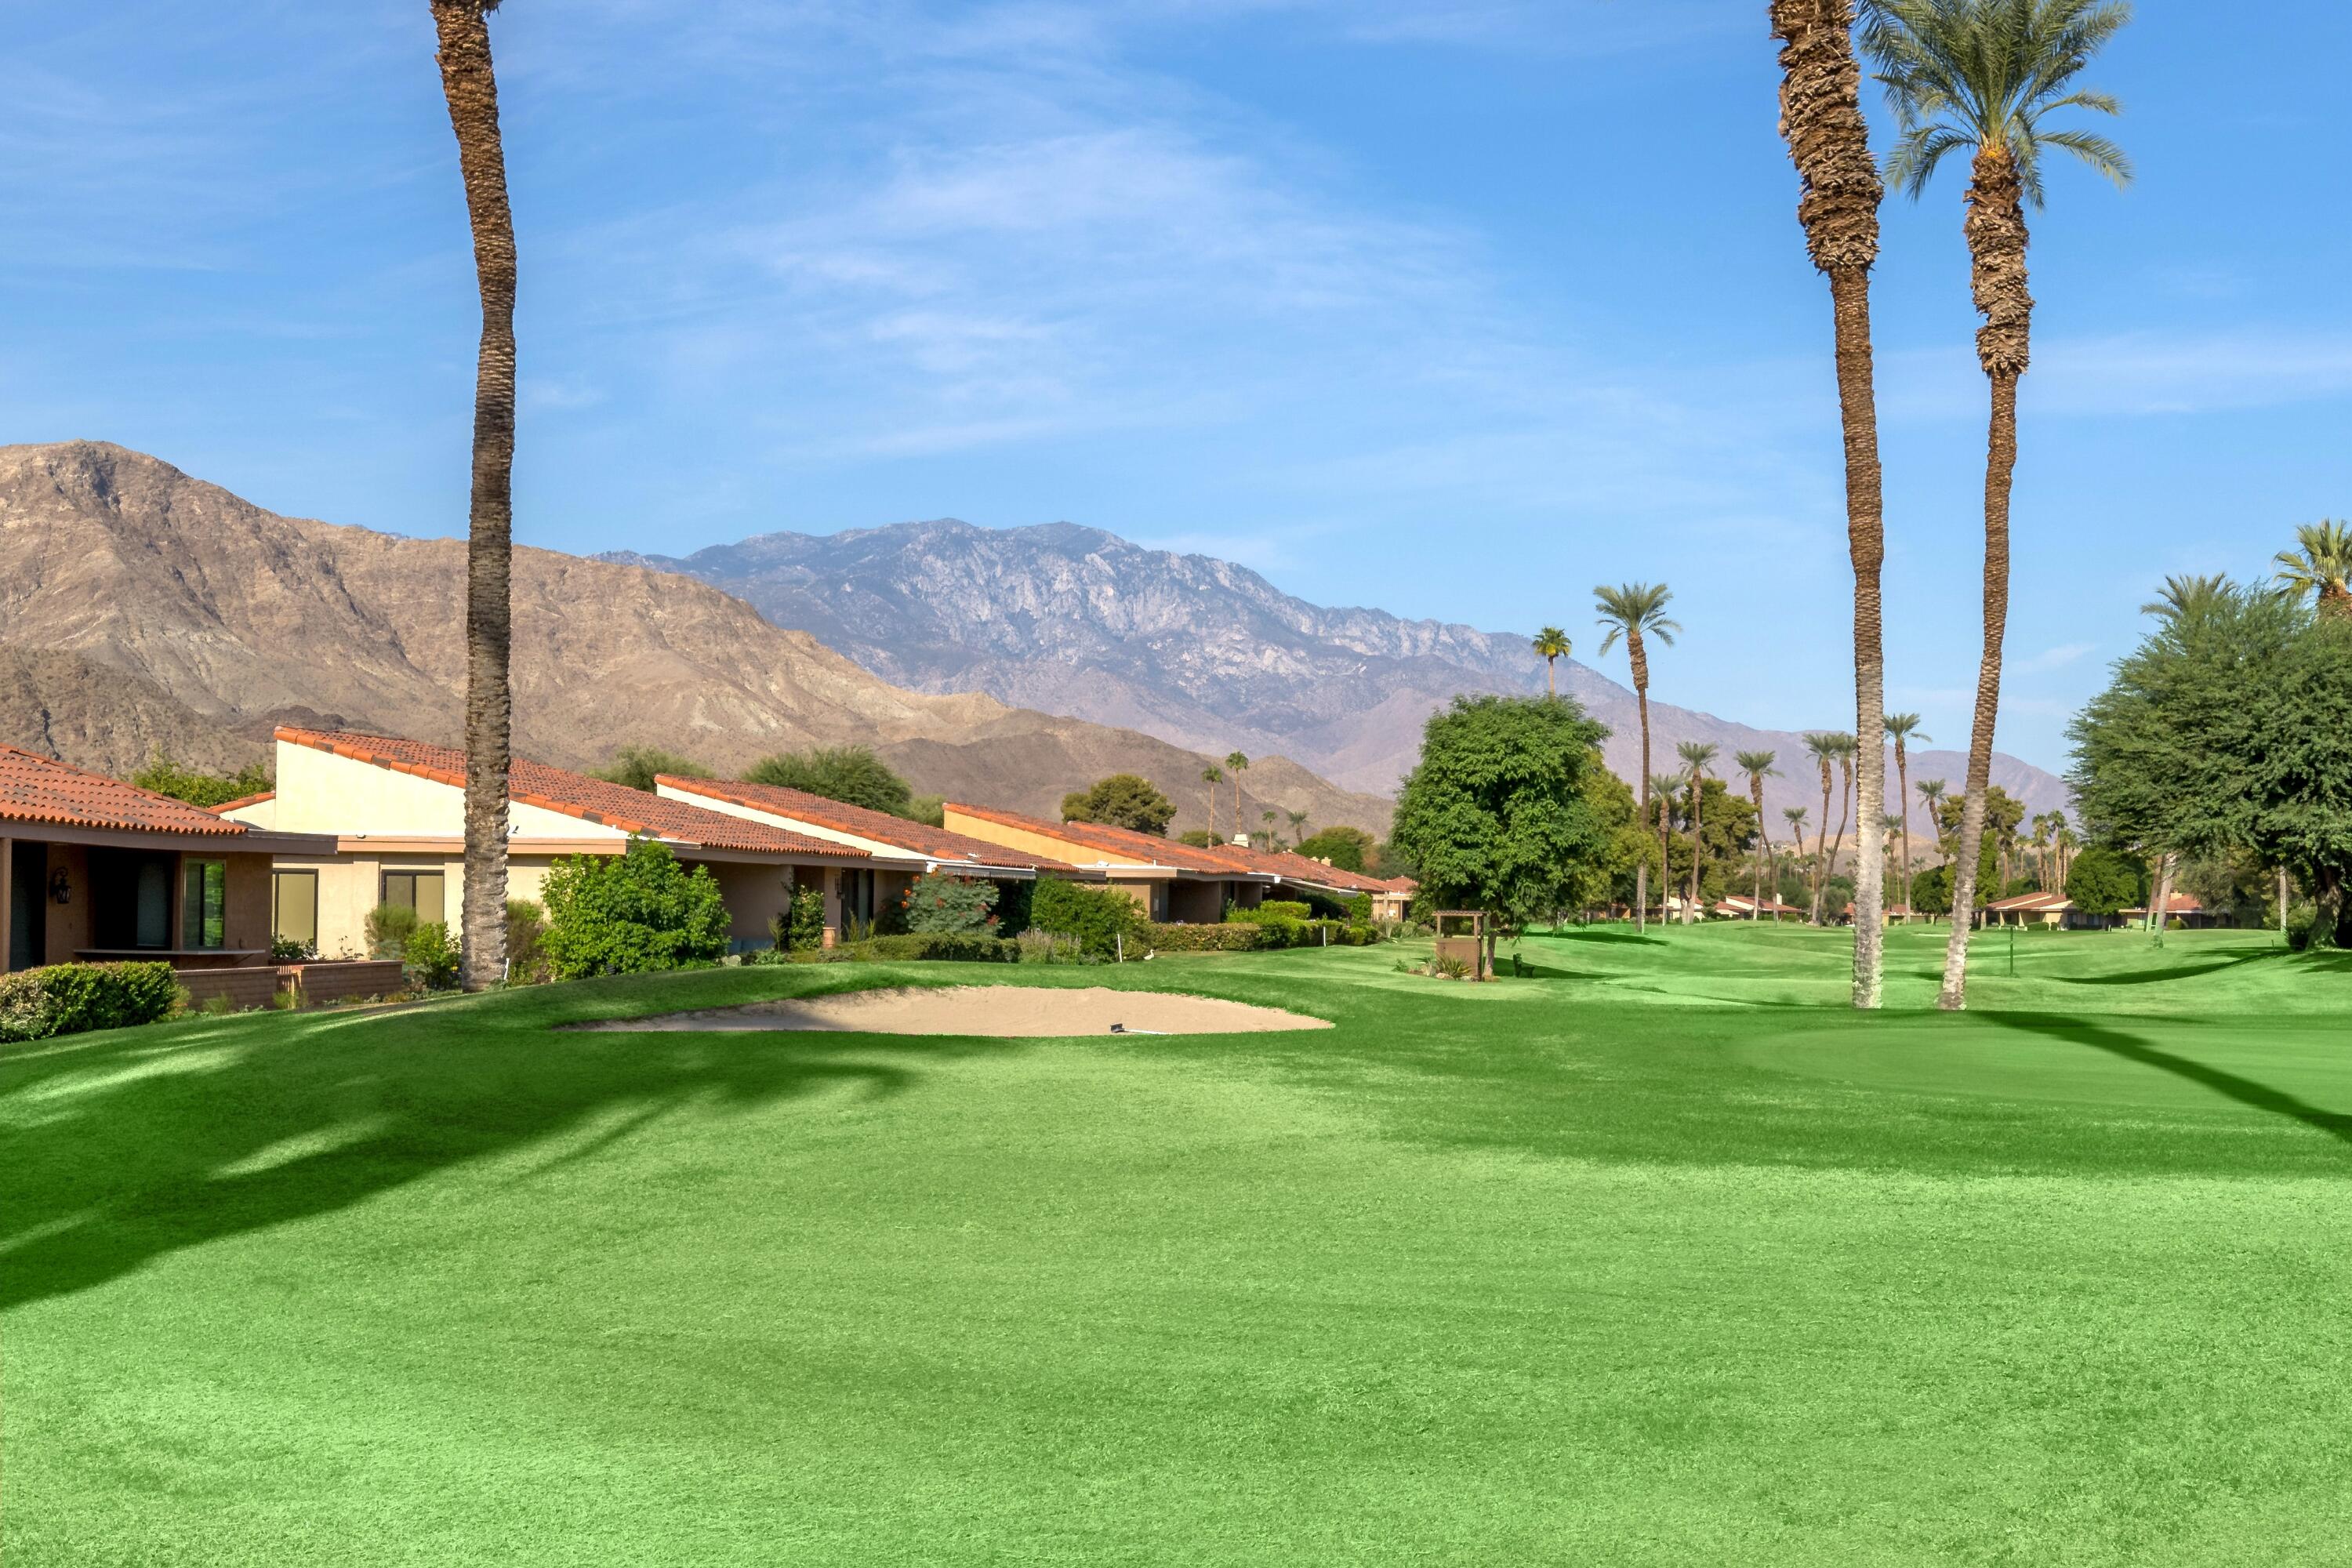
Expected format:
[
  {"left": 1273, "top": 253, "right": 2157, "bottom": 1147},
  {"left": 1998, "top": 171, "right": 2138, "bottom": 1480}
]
[
  {"left": 608, "top": 518, "right": 2073, "bottom": 824},
  {"left": 0, "top": 442, "right": 1392, "bottom": 837}
]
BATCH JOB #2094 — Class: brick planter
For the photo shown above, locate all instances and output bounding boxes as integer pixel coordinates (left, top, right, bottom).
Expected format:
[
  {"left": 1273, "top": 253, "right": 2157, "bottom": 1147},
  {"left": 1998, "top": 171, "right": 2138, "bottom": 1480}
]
[{"left": 174, "top": 959, "right": 408, "bottom": 1012}]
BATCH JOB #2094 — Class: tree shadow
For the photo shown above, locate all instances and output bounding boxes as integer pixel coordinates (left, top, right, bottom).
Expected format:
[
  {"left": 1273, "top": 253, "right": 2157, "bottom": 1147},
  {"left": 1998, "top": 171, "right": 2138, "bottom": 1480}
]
[
  {"left": 2053, "top": 949, "right": 2282, "bottom": 986},
  {"left": 1989, "top": 1011, "right": 2352, "bottom": 1149},
  {"left": 0, "top": 975, "right": 1027, "bottom": 1314},
  {"left": 1534, "top": 930, "right": 1666, "bottom": 947}
]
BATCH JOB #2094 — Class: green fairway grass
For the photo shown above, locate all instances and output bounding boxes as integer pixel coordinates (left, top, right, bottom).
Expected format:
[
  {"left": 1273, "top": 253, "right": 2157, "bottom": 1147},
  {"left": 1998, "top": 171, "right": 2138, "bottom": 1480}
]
[{"left": 9, "top": 926, "right": 2352, "bottom": 1564}]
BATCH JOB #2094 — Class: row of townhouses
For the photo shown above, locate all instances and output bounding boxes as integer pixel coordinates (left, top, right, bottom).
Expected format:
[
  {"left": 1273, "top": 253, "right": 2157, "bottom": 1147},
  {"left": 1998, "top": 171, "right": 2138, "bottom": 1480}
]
[{"left": 3, "top": 728, "right": 1411, "bottom": 996}]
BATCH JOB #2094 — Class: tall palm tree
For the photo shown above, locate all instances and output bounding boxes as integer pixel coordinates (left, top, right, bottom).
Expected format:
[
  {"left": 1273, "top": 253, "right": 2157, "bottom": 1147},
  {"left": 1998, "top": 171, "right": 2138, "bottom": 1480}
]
[
  {"left": 1828, "top": 733, "right": 1858, "bottom": 917},
  {"left": 1782, "top": 806, "right": 1810, "bottom": 915},
  {"left": 1771, "top": 0, "right": 1889, "bottom": 1001},
  {"left": 1287, "top": 808, "right": 1309, "bottom": 847},
  {"left": 1200, "top": 764, "right": 1223, "bottom": 840},
  {"left": 1802, "top": 731, "right": 1841, "bottom": 922},
  {"left": 1261, "top": 809, "right": 1279, "bottom": 850},
  {"left": 431, "top": 0, "right": 519, "bottom": 993},
  {"left": 1225, "top": 753, "right": 1250, "bottom": 840},
  {"left": 1917, "top": 778, "right": 1949, "bottom": 863},
  {"left": 1677, "top": 741, "right": 1720, "bottom": 924},
  {"left": 1737, "top": 750, "right": 1781, "bottom": 918},
  {"left": 1532, "top": 626, "right": 1573, "bottom": 697},
  {"left": 2274, "top": 521, "right": 2352, "bottom": 619},
  {"left": 2140, "top": 572, "right": 2231, "bottom": 622},
  {"left": 1595, "top": 583, "right": 1680, "bottom": 933},
  {"left": 1650, "top": 775, "right": 1686, "bottom": 920},
  {"left": 1861, "top": 0, "right": 2132, "bottom": 1008},
  {"left": 1883, "top": 712, "right": 1926, "bottom": 913}
]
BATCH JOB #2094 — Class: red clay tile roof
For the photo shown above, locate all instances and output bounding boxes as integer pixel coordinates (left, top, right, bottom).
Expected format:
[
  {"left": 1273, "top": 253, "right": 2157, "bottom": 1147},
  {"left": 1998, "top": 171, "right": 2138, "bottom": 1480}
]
[
  {"left": 658, "top": 776, "right": 1058, "bottom": 869},
  {"left": 274, "top": 728, "right": 868, "bottom": 859},
  {"left": 1191, "top": 840, "right": 1396, "bottom": 894},
  {"left": 0, "top": 744, "right": 253, "bottom": 837},
  {"left": 206, "top": 791, "right": 275, "bottom": 815},
  {"left": 946, "top": 802, "right": 1270, "bottom": 876},
  {"left": 2124, "top": 894, "right": 2205, "bottom": 914},
  {"left": 1985, "top": 891, "right": 2072, "bottom": 911}
]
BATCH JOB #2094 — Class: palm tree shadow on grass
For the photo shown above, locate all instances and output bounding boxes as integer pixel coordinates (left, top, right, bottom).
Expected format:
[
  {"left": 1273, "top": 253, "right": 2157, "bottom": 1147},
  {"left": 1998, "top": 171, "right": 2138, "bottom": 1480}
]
[
  {"left": 1989, "top": 1011, "right": 2352, "bottom": 1149},
  {"left": 2053, "top": 949, "right": 2283, "bottom": 986},
  {"left": 0, "top": 996, "right": 1025, "bottom": 1314}
]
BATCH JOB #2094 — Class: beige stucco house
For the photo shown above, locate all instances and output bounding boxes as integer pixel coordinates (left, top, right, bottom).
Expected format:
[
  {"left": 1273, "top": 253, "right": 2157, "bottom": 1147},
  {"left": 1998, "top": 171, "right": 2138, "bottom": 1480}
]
[{"left": 222, "top": 728, "right": 872, "bottom": 958}]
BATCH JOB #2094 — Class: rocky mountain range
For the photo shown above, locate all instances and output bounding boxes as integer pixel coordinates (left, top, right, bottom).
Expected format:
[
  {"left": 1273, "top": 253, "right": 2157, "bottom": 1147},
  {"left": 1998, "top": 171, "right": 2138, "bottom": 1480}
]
[
  {"left": 0, "top": 443, "right": 1393, "bottom": 837},
  {"left": 609, "top": 519, "right": 2071, "bottom": 824}
]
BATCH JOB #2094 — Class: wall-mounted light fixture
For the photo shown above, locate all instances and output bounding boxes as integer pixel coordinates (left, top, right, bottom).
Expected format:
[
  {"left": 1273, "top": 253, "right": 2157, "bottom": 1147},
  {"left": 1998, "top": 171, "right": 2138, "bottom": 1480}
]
[{"left": 48, "top": 869, "right": 71, "bottom": 906}]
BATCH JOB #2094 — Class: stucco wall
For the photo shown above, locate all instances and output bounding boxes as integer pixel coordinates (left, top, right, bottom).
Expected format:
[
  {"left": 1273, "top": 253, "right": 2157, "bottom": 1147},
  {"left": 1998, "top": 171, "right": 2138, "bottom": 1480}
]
[{"left": 272, "top": 741, "right": 626, "bottom": 841}]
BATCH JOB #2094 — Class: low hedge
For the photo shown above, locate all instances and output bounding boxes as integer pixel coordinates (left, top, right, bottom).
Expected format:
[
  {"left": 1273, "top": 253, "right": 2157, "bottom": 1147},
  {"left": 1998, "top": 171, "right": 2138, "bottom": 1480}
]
[
  {"left": 1142, "top": 922, "right": 1284, "bottom": 952},
  {"left": 0, "top": 962, "right": 184, "bottom": 1044},
  {"left": 760, "top": 932, "right": 1021, "bottom": 964},
  {"left": 1227, "top": 900, "right": 1312, "bottom": 926}
]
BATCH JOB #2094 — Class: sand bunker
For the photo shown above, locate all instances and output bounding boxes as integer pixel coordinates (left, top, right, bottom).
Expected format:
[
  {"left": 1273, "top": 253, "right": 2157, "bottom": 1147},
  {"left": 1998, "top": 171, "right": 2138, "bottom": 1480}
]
[{"left": 578, "top": 985, "right": 1332, "bottom": 1037}]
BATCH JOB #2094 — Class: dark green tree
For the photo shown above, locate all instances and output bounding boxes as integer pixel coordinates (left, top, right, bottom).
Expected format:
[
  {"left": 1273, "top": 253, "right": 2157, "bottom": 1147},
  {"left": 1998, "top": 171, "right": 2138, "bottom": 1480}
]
[
  {"left": 2063, "top": 847, "right": 2143, "bottom": 922},
  {"left": 745, "top": 746, "right": 919, "bottom": 819},
  {"left": 1059, "top": 774, "right": 1177, "bottom": 836},
  {"left": 590, "top": 745, "right": 713, "bottom": 793},
  {"left": 130, "top": 751, "right": 272, "bottom": 809},
  {"left": 1388, "top": 695, "right": 1610, "bottom": 943},
  {"left": 1295, "top": 826, "right": 1377, "bottom": 873}
]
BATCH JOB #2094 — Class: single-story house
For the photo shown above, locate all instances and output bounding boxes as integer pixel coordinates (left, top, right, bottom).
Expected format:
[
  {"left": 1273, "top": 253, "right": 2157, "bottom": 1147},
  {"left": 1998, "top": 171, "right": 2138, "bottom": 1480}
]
[
  {"left": 1715, "top": 894, "right": 1804, "bottom": 920},
  {"left": 1188, "top": 837, "right": 1403, "bottom": 912},
  {"left": 1, "top": 744, "right": 387, "bottom": 1003},
  {"left": 652, "top": 775, "right": 1051, "bottom": 928},
  {"left": 2122, "top": 893, "right": 2227, "bottom": 929},
  {"left": 1980, "top": 891, "right": 2107, "bottom": 929},
  {"left": 940, "top": 804, "right": 1276, "bottom": 923},
  {"left": 222, "top": 728, "right": 873, "bottom": 956}
]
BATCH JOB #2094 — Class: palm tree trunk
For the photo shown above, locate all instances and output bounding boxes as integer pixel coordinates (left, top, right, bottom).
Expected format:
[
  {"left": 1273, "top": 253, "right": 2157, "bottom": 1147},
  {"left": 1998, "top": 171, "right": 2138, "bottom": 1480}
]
[
  {"left": 1830, "top": 265, "right": 1886, "bottom": 999},
  {"left": 1936, "top": 374, "right": 2018, "bottom": 1003},
  {"left": 433, "top": 0, "right": 516, "bottom": 993},
  {"left": 1813, "top": 771, "right": 1832, "bottom": 924},
  {"left": 1828, "top": 771, "right": 1851, "bottom": 921},
  {"left": 1686, "top": 782, "right": 1704, "bottom": 924},
  {"left": 1936, "top": 146, "right": 2031, "bottom": 1010},
  {"left": 2149, "top": 850, "right": 2176, "bottom": 945},
  {"left": 1751, "top": 779, "right": 1768, "bottom": 920},
  {"left": 1896, "top": 748, "right": 1911, "bottom": 920},
  {"left": 1633, "top": 675, "right": 1652, "bottom": 933}
]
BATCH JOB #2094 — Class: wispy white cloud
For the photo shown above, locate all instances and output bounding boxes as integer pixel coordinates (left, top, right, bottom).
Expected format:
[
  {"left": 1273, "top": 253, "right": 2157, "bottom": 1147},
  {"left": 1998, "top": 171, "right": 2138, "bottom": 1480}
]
[
  {"left": 1882, "top": 328, "right": 2352, "bottom": 421},
  {"left": 2013, "top": 641, "right": 2096, "bottom": 674}
]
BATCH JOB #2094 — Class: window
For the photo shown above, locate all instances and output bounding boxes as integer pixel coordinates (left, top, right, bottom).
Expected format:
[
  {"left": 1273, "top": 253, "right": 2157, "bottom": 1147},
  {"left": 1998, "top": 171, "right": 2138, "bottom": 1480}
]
[
  {"left": 180, "top": 859, "right": 226, "bottom": 950},
  {"left": 382, "top": 869, "right": 446, "bottom": 927},
  {"left": 274, "top": 870, "right": 318, "bottom": 949}
]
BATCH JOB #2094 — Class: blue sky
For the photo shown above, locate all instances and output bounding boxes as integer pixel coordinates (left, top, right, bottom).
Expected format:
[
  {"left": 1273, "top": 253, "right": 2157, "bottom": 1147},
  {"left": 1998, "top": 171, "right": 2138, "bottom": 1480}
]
[{"left": 9, "top": 2, "right": 2350, "bottom": 772}]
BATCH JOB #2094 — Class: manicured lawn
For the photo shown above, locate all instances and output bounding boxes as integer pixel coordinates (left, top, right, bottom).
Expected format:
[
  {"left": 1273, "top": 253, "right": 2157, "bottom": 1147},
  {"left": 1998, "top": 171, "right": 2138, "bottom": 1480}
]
[{"left": 9, "top": 926, "right": 2352, "bottom": 1564}]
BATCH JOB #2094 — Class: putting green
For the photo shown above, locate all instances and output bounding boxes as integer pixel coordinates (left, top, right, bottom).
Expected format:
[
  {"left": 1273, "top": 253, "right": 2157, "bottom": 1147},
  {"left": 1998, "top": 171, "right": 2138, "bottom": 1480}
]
[{"left": 8, "top": 927, "right": 2352, "bottom": 1565}]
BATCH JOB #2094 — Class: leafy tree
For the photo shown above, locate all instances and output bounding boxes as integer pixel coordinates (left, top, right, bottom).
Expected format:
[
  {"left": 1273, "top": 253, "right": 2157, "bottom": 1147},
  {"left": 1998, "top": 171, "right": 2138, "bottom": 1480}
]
[
  {"left": 898, "top": 872, "right": 1000, "bottom": 935},
  {"left": 2064, "top": 847, "right": 2143, "bottom": 921},
  {"left": 1862, "top": 0, "right": 2132, "bottom": 1008},
  {"left": 1177, "top": 829, "right": 1221, "bottom": 849},
  {"left": 775, "top": 882, "right": 826, "bottom": 953},
  {"left": 1296, "top": 826, "right": 1376, "bottom": 873},
  {"left": 540, "top": 838, "right": 729, "bottom": 978},
  {"left": 746, "top": 746, "right": 918, "bottom": 818},
  {"left": 2071, "top": 583, "right": 2352, "bottom": 946},
  {"left": 1388, "top": 695, "right": 1609, "bottom": 944},
  {"left": 590, "top": 745, "right": 713, "bottom": 793},
  {"left": 1061, "top": 774, "right": 1176, "bottom": 837},
  {"left": 130, "top": 751, "right": 272, "bottom": 809},
  {"left": 1911, "top": 863, "right": 1954, "bottom": 916}
]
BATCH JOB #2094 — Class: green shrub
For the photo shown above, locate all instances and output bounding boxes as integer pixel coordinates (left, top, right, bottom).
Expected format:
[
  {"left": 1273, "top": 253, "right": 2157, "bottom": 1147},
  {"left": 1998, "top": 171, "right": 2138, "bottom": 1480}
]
[
  {"left": 403, "top": 922, "right": 461, "bottom": 991},
  {"left": 541, "top": 838, "right": 731, "bottom": 979},
  {"left": 269, "top": 935, "right": 319, "bottom": 964},
  {"left": 0, "top": 962, "right": 184, "bottom": 1044},
  {"left": 898, "top": 872, "right": 1001, "bottom": 935},
  {"left": 1229, "top": 900, "right": 1312, "bottom": 924},
  {"left": 1015, "top": 930, "right": 1082, "bottom": 964},
  {"left": 365, "top": 902, "right": 419, "bottom": 961},
  {"left": 1030, "top": 877, "right": 1145, "bottom": 958},
  {"left": 771, "top": 882, "right": 826, "bottom": 953},
  {"left": 505, "top": 900, "right": 553, "bottom": 985},
  {"left": 786, "top": 933, "right": 1019, "bottom": 964}
]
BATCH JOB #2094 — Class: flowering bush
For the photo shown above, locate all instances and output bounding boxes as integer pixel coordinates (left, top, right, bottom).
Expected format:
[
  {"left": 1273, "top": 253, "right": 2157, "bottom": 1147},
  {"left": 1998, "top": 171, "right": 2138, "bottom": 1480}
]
[{"left": 900, "top": 872, "right": 1000, "bottom": 935}]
